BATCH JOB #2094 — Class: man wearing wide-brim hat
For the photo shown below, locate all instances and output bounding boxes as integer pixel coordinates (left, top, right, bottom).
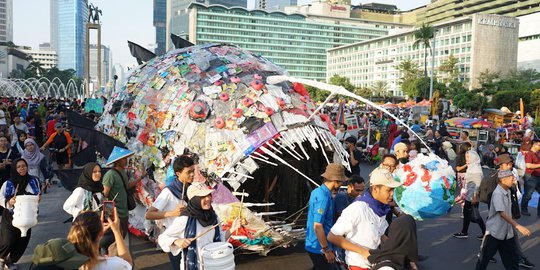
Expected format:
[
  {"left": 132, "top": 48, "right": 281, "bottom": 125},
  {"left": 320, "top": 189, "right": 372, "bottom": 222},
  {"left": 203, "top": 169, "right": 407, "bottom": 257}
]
[
  {"left": 100, "top": 146, "right": 145, "bottom": 255},
  {"left": 305, "top": 163, "right": 347, "bottom": 269}
]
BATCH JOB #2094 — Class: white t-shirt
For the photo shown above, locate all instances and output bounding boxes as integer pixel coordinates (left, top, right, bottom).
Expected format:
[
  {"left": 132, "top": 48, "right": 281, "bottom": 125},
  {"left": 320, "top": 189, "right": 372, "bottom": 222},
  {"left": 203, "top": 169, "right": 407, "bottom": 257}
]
[
  {"left": 63, "top": 187, "right": 103, "bottom": 219},
  {"left": 151, "top": 188, "right": 184, "bottom": 229},
  {"left": 91, "top": 256, "right": 131, "bottom": 270},
  {"left": 330, "top": 201, "right": 388, "bottom": 268},
  {"left": 158, "top": 215, "right": 225, "bottom": 270},
  {"left": 0, "top": 110, "right": 6, "bottom": 125}
]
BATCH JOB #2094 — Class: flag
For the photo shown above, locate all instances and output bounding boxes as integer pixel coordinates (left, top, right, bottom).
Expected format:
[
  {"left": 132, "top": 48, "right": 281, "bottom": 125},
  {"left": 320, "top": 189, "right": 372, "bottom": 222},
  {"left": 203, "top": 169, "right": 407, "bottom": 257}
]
[
  {"left": 336, "top": 101, "right": 345, "bottom": 126},
  {"left": 170, "top": 33, "right": 194, "bottom": 49},
  {"left": 65, "top": 109, "right": 125, "bottom": 166},
  {"left": 55, "top": 168, "right": 111, "bottom": 192},
  {"left": 128, "top": 41, "right": 156, "bottom": 65}
]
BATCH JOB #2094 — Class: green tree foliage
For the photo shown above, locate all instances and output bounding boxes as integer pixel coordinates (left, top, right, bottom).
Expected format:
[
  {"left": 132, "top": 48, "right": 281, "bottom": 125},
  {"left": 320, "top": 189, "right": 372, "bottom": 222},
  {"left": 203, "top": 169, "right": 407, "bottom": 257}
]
[
  {"left": 490, "top": 90, "right": 531, "bottom": 112},
  {"left": 370, "top": 81, "right": 389, "bottom": 98},
  {"left": 438, "top": 54, "right": 460, "bottom": 84},
  {"left": 306, "top": 85, "right": 330, "bottom": 102},
  {"left": 354, "top": 87, "right": 372, "bottom": 98},
  {"left": 396, "top": 59, "right": 422, "bottom": 98},
  {"left": 453, "top": 90, "right": 487, "bottom": 111},
  {"left": 413, "top": 23, "right": 435, "bottom": 97},
  {"left": 329, "top": 74, "right": 355, "bottom": 91}
]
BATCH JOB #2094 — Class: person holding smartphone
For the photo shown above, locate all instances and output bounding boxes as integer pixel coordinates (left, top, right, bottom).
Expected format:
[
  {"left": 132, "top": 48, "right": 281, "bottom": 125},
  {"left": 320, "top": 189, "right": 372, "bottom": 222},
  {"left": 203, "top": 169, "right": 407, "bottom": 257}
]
[
  {"left": 63, "top": 163, "right": 103, "bottom": 220},
  {"left": 67, "top": 209, "right": 132, "bottom": 270}
]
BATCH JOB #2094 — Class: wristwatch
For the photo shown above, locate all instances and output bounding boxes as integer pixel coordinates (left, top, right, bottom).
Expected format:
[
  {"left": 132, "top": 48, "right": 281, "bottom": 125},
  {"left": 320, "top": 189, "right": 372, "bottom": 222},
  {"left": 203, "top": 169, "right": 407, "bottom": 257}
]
[{"left": 320, "top": 246, "right": 330, "bottom": 254}]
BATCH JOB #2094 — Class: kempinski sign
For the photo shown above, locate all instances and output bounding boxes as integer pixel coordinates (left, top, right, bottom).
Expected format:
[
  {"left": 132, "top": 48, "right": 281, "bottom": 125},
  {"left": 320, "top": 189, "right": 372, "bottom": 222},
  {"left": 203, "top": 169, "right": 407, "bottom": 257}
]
[{"left": 478, "top": 17, "right": 517, "bottom": 28}]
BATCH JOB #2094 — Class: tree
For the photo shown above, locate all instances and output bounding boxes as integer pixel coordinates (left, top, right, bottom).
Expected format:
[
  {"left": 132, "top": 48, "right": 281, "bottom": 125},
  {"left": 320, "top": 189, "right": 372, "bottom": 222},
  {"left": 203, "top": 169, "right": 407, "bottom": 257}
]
[
  {"left": 438, "top": 54, "right": 460, "bottom": 85},
  {"left": 396, "top": 59, "right": 422, "bottom": 98},
  {"left": 413, "top": 23, "right": 435, "bottom": 97},
  {"left": 371, "top": 81, "right": 389, "bottom": 98},
  {"left": 26, "top": 61, "right": 46, "bottom": 77},
  {"left": 354, "top": 87, "right": 372, "bottom": 98},
  {"left": 453, "top": 90, "right": 487, "bottom": 111},
  {"left": 306, "top": 85, "right": 330, "bottom": 102},
  {"left": 329, "top": 74, "right": 355, "bottom": 92}
]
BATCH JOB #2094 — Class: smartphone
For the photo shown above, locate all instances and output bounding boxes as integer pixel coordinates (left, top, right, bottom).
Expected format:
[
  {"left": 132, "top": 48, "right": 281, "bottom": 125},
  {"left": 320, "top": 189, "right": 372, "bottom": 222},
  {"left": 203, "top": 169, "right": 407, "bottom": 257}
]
[{"left": 102, "top": 201, "right": 115, "bottom": 222}]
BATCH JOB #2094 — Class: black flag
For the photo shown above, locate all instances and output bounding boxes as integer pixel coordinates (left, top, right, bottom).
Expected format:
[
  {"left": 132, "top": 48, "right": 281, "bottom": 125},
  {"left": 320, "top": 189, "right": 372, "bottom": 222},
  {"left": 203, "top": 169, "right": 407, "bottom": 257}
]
[
  {"left": 128, "top": 41, "right": 156, "bottom": 65},
  {"left": 170, "top": 33, "right": 194, "bottom": 49}
]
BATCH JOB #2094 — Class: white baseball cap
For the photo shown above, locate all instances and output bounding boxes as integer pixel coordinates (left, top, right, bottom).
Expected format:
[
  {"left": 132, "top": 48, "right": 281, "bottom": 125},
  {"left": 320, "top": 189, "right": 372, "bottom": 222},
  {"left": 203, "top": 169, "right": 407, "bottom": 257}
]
[
  {"left": 369, "top": 168, "right": 402, "bottom": 188},
  {"left": 187, "top": 182, "right": 214, "bottom": 200}
]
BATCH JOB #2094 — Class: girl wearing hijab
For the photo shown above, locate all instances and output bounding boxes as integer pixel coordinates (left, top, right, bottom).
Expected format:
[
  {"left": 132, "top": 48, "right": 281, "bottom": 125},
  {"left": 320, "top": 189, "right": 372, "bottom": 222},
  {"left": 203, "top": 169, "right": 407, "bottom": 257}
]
[
  {"left": 158, "top": 183, "right": 241, "bottom": 270},
  {"left": 341, "top": 214, "right": 419, "bottom": 270},
  {"left": 22, "top": 138, "right": 49, "bottom": 192},
  {"left": 0, "top": 159, "right": 41, "bottom": 269},
  {"left": 12, "top": 132, "right": 28, "bottom": 156},
  {"left": 453, "top": 142, "right": 485, "bottom": 239},
  {"left": 63, "top": 163, "right": 103, "bottom": 220}
]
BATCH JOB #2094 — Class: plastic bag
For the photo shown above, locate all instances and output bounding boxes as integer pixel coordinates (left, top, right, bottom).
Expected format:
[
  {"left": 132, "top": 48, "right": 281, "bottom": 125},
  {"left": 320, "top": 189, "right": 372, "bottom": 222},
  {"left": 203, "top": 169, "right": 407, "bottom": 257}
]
[{"left": 515, "top": 152, "right": 526, "bottom": 177}]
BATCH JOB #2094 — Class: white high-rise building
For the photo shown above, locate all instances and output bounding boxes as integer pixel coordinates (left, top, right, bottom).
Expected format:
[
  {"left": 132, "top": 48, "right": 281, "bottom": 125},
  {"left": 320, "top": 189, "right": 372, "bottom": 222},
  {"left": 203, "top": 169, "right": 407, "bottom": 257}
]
[
  {"left": 88, "top": 44, "right": 112, "bottom": 90},
  {"left": 256, "top": 0, "right": 297, "bottom": 11},
  {"left": 517, "top": 12, "right": 540, "bottom": 71},
  {"left": 21, "top": 43, "right": 58, "bottom": 71},
  {"left": 0, "top": 0, "right": 13, "bottom": 43}
]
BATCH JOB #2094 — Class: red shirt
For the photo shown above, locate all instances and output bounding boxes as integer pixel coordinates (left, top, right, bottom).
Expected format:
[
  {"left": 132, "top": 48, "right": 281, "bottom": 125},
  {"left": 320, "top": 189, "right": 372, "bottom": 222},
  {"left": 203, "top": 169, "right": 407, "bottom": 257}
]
[
  {"left": 524, "top": 150, "right": 540, "bottom": 176},
  {"left": 46, "top": 120, "right": 56, "bottom": 138}
]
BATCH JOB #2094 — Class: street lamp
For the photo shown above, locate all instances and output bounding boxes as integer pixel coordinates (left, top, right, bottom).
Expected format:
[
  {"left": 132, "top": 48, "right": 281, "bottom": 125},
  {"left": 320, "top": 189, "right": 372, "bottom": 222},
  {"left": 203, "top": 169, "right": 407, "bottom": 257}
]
[{"left": 429, "top": 29, "right": 439, "bottom": 100}]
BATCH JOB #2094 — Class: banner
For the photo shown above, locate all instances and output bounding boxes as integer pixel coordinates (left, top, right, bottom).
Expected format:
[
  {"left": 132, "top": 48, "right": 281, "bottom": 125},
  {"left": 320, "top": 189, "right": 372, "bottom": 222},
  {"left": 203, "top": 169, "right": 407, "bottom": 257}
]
[{"left": 85, "top": 98, "right": 104, "bottom": 114}]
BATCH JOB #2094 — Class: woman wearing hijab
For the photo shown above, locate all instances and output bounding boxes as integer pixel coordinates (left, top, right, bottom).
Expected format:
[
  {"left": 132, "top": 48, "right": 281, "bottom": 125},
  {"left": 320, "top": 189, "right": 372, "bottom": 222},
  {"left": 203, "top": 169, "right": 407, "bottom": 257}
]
[
  {"left": 453, "top": 142, "right": 485, "bottom": 239},
  {"left": 158, "top": 183, "right": 241, "bottom": 270},
  {"left": 340, "top": 214, "right": 419, "bottom": 270},
  {"left": 22, "top": 138, "right": 49, "bottom": 192},
  {"left": 63, "top": 163, "right": 103, "bottom": 220},
  {"left": 12, "top": 132, "right": 28, "bottom": 156},
  {"left": 0, "top": 158, "right": 41, "bottom": 269}
]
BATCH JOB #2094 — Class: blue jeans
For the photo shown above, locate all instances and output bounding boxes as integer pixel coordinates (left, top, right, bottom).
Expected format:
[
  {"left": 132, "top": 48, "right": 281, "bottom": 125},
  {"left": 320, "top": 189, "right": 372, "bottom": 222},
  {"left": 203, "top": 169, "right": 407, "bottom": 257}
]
[{"left": 521, "top": 174, "right": 540, "bottom": 213}]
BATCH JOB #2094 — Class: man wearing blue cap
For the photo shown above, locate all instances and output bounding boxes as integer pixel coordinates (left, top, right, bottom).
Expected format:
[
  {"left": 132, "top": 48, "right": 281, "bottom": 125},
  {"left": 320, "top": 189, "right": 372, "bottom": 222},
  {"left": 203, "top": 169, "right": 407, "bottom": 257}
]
[{"left": 100, "top": 146, "right": 145, "bottom": 255}]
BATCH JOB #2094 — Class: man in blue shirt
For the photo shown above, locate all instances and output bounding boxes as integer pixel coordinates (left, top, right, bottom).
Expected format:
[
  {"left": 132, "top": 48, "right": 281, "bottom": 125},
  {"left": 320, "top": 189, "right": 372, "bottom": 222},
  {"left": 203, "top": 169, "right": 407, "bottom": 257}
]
[{"left": 306, "top": 163, "right": 347, "bottom": 270}]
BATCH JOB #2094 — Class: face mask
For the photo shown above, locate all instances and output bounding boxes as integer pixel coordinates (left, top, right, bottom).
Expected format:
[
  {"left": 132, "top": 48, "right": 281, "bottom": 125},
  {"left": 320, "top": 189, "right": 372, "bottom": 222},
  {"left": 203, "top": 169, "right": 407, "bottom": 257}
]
[{"left": 398, "top": 157, "right": 409, "bottom": 164}]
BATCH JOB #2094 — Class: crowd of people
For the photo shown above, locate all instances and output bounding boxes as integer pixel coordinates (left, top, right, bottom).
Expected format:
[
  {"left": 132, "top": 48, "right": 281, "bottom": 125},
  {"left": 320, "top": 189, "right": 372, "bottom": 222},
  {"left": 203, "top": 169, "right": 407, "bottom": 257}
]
[
  {"left": 0, "top": 97, "right": 538, "bottom": 270},
  {"left": 303, "top": 104, "right": 539, "bottom": 270}
]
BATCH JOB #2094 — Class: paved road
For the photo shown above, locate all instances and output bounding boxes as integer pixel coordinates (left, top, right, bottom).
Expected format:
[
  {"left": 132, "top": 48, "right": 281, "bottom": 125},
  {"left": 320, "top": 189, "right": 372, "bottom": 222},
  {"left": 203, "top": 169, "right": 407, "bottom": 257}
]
[{"left": 15, "top": 166, "right": 540, "bottom": 270}]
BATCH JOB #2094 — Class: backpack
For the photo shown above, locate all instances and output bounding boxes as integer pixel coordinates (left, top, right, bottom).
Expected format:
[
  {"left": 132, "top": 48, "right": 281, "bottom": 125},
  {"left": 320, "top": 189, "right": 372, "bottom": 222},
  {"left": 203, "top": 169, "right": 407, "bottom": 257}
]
[{"left": 479, "top": 171, "right": 498, "bottom": 204}]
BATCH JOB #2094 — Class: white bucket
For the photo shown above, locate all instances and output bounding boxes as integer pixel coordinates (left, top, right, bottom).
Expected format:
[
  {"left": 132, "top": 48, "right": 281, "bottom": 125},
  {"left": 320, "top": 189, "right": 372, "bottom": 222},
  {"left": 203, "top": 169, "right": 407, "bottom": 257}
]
[
  {"left": 201, "top": 242, "right": 235, "bottom": 270},
  {"left": 11, "top": 195, "right": 39, "bottom": 237}
]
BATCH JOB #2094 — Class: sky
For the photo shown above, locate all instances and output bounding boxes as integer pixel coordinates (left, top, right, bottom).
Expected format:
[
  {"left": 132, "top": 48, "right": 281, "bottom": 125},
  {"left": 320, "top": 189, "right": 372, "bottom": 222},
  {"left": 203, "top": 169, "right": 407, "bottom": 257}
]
[{"left": 13, "top": 0, "right": 429, "bottom": 69}]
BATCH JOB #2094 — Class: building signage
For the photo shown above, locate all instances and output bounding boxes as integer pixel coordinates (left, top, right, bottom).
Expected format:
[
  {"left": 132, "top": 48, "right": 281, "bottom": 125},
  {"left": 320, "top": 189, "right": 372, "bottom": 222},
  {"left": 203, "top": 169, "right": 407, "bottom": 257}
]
[
  {"left": 330, "top": 5, "right": 347, "bottom": 12},
  {"left": 478, "top": 17, "right": 517, "bottom": 28}
]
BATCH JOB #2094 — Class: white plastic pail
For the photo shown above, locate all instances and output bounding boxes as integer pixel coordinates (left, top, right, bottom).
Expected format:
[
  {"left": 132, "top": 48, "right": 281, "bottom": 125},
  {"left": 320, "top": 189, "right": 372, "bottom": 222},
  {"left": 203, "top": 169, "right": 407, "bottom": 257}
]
[
  {"left": 11, "top": 195, "right": 39, "bottom": 237},
  {"left": 201, "top": 242, "right": 235, "bottom": 270}
]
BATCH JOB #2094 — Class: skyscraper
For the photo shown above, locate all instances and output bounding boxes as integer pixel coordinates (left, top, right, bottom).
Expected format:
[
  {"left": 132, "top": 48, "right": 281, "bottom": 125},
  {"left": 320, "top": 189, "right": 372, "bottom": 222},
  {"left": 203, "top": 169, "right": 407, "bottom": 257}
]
[
  {"left": 51, "top": 0, "right": 88, "bottom": 77},
  {"left": 256, "top": 0, "right": 297, "bottom": 11},
  {"left": 154, "top": 0, "right": 167, "bottom": 55},
  {"left": 166, "top": 0, "right": 247, "bottom": 51},
  {"left": 0, "top": 0, "right": 13, "bottom": 43}
]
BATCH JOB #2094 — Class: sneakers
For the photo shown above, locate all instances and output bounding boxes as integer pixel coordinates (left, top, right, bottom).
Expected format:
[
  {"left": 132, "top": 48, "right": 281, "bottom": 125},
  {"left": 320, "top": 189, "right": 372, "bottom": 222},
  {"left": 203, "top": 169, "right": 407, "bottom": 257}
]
[
  {"left": 453, "top": 232, "right": 468, "bottom": 239},
  {"left": 476, "top": 235, "right": 484, "bottom": 241},
  {"left": 490, "top": 258, "right": 497, "bottom": 263},
  {"left": 519, "top": 257, "right": 535, "bottom": 268}
]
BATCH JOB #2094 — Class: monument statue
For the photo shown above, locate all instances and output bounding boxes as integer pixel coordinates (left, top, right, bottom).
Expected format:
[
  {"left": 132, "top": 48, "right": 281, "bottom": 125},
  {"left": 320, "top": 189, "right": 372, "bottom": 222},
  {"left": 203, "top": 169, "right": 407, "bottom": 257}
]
[{"left": 87, "top": 3, "right": 102, "bottom": 24}]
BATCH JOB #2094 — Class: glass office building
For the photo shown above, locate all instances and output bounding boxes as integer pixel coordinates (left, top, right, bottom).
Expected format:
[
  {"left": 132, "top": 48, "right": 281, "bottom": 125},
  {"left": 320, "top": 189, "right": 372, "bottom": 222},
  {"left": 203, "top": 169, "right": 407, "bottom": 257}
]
[
  {"left": 53, "top": 0, "right": 88, "bottom": 77},
  {"left": 154, "top": 0, "right": 167, "bottom": 55},
  {"left": 167, "top": 0, "right": 247, "bottom": 51},
  {"left": 187, "top": 3, "right": 395, "bottom": 80}
]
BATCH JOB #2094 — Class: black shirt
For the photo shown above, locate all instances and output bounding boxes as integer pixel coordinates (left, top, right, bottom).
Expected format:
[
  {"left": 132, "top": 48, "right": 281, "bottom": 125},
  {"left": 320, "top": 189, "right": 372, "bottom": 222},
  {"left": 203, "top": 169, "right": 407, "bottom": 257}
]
[{"left": 346, "top": 149, "right": 362, "bottom": 177}]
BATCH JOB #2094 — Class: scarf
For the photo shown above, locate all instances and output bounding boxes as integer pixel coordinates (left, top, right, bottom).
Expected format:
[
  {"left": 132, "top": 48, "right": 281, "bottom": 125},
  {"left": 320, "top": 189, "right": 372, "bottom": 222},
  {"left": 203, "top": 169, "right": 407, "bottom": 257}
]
[
  {"left": 22, "top": 138, "right": 44, "bottom": 167},
  {"left": 368, "top": 214, "right": 418, "bottom": 267},
  {"left": 77, "top": 163, "right": 103, "bottom": 210},
  {"left": 165, "top": 179, "right": 188, "bottom": 202},
  {"left": 355, "top": 190, "right": 391, "bottom": 217},
  {"left": 182, "top": 196, "right": 221, "bottom": 270},
  {"left": 10, "top": 158, "right": 31, "bottom": 194}
]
